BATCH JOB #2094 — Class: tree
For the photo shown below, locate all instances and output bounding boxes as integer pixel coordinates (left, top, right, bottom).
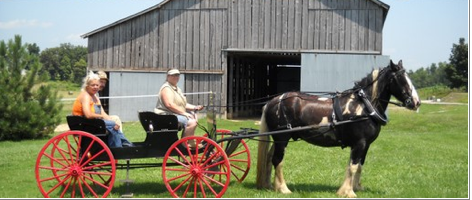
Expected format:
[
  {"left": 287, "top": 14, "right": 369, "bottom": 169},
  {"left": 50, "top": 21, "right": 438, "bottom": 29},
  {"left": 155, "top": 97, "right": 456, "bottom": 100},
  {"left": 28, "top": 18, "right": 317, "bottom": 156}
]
[
  {"left": 40, "top": 43, "right": 87, "bottom": 83},
  {"left": 26, "top": 43, "right": 40, "bottom": 56},
  {"left": 408, "top": 62, "right": 452, "bottom": 89},
  {"left": 445, "top": 38, "right": 468, "bottom": 90},
  {"left": 72, "top": 58, "right": 87, "bottom": 83},
  {"left": 0, "top": 35, "right": 62, "bottom": 140}
]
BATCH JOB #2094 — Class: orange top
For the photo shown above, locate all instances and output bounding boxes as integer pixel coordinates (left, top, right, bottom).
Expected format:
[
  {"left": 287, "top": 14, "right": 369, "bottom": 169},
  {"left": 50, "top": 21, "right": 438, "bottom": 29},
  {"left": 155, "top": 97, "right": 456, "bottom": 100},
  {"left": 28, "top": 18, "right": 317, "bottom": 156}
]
[{"left": 72, "top": 97, "right": 96, "bottom": 116}]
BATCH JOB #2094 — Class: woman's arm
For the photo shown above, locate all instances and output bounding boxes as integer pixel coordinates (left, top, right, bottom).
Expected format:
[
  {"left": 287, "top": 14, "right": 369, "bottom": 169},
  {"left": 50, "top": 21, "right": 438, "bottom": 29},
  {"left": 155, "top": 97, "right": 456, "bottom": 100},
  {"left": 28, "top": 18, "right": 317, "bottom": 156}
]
[
  {"left": 185, "top": 104, "right": 204, "bottom": 112},
  {"left": 97, "top": 97, "right": 111, "bottom": 120},
  {"left": 81, "top": 93, "right": 104, "bottom": 119},
  {"left": 161, "top": 87, "right": 195, "bottom": 119}
]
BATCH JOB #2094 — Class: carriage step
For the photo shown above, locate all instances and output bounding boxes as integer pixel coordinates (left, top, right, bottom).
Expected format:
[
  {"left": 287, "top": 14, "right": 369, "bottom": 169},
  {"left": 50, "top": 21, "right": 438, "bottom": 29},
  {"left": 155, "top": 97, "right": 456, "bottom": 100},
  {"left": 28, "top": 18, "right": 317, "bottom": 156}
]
[
  {"left": 121, "top": 193, "right": 134, "bottom": 198},
  {"left": 120, "top": 179, "right": 135, "bottom": 183}
]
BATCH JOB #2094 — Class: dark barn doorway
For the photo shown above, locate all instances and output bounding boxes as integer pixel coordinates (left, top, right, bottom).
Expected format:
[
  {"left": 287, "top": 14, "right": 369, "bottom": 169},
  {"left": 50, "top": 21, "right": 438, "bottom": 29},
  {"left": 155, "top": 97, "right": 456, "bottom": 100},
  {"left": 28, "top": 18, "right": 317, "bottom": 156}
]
[{"left": 227, "top": 52, "right": 301, "bottom": 119}]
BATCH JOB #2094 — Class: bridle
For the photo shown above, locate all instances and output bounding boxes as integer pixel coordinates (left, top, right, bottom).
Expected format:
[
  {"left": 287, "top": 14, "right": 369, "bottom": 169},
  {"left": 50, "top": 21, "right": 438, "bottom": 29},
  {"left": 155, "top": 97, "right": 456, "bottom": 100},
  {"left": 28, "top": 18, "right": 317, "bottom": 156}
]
[{"left": 382, "top": 68, "right": 415, "bottom": 108}]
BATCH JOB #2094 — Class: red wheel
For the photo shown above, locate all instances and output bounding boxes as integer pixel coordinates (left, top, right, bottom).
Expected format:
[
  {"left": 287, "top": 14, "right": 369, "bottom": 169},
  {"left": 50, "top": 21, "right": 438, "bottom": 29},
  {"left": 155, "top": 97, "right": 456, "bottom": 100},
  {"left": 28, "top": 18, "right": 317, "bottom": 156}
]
[
  {"left": 162, "top": 136, "right": 231, "bottom": 198},
  {"left": 35, "top": 131, "right": 116, "bottom": 198},
  {"left": 49, "top": 135, "right": 113, "bottom": 186},
  {"left": 212, "top": 129, "right": 251, "bottom": 183}
]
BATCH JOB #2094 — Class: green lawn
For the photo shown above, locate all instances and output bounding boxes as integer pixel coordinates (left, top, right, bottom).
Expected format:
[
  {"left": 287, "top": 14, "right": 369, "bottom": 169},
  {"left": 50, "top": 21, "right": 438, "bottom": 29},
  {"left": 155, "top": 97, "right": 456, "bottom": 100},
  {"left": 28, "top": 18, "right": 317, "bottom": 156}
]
[{"left": 0, "top": 103, "right": 468, "bottom": 198}]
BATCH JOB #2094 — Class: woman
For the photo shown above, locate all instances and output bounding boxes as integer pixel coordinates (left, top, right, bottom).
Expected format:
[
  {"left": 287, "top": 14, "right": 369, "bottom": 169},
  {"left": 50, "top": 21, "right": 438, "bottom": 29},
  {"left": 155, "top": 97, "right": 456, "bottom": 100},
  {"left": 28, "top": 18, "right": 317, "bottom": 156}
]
[
  {"left": 72, "top": 72, "right": 133, "bottom": 148},
  {"left": 154, "top": 69, "right": 204, "bottom": 148}
]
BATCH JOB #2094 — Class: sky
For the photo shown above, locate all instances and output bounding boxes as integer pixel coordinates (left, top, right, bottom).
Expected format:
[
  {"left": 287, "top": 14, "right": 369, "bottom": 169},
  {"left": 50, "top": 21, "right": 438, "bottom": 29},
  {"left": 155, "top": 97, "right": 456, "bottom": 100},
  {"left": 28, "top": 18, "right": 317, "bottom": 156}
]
[{"left": 0, "top": 0, "right": 469, "bottom": 71}]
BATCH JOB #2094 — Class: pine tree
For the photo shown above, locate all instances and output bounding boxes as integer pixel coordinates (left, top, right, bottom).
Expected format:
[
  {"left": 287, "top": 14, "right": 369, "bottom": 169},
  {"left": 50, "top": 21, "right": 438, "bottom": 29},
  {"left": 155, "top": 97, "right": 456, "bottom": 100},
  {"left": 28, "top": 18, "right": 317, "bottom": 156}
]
[
  {"left": 445, "top": 38, "right": 468, "bottom": 90},
  {"left": 0, "top": 35, "right": 63, "bottom": 140}
]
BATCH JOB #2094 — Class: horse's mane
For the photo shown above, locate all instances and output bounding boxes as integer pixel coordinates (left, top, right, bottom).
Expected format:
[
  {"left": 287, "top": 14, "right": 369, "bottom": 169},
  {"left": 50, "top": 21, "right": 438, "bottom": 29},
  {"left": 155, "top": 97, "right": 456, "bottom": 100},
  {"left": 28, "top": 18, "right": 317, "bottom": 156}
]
[{"left": 347, "top": 65, "right": 391, "bottom": 94}]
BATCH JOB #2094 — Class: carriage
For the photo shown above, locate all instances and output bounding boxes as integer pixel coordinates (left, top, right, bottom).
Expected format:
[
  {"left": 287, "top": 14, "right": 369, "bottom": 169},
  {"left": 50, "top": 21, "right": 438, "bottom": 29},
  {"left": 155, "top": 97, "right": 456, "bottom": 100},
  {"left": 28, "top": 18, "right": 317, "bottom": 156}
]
[
  {"left": 34, "top": 108, "right": 255, "bottom": 198},
  {"left": 35, "top": 60, "right": 420, "bottom": 198}
]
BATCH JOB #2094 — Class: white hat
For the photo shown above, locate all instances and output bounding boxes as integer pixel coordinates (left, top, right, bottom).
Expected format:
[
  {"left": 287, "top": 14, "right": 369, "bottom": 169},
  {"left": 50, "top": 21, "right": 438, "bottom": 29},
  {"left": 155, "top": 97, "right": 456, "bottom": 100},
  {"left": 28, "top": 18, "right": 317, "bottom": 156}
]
[{"left": 167, "top": 69, "right": 181, "bottom": 75}]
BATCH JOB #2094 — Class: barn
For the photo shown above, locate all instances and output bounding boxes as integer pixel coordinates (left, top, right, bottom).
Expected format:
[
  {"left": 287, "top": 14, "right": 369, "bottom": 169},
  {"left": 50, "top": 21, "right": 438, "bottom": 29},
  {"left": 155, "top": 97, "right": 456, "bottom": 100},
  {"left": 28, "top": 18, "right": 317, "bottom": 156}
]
[{"left": 81, "top": 0, "right": 391, "bottom": 121}]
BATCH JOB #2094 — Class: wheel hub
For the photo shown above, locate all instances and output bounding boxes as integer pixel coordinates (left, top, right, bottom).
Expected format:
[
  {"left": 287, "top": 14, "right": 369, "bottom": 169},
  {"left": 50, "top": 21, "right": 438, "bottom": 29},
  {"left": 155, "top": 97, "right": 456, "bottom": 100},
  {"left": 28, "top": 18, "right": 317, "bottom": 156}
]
[
  {"left": 191, "top": 167, "right": 202, "bottom": 177},
  {"left": 69, "top": 165, "right": 82, "bottom": 177}
]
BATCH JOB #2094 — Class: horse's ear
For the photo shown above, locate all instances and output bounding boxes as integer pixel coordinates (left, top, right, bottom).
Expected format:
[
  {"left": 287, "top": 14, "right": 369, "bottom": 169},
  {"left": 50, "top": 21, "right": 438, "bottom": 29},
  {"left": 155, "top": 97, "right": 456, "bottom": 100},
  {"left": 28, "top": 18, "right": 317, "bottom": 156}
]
[
  {"left": 398, "top": 60, "right": 403, "bottom": 68},
  {"left": 389, "top": 60, "right": 401, "bottom": 71}
]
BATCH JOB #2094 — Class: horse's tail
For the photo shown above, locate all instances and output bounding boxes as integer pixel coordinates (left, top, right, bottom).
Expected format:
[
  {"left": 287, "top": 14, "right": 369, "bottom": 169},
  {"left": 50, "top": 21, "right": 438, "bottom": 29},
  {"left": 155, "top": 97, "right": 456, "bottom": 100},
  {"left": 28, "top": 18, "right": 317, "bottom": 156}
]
[{"left": 256, "top": 105, "right": 274, "bottom": 189}]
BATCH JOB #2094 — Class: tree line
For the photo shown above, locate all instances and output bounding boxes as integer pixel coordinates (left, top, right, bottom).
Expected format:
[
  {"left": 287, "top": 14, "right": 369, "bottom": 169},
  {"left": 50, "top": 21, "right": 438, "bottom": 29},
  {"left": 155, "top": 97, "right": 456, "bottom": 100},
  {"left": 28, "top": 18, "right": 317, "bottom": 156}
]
[{"left": 407, "top": 38, "right": 468, "bottom": 91}]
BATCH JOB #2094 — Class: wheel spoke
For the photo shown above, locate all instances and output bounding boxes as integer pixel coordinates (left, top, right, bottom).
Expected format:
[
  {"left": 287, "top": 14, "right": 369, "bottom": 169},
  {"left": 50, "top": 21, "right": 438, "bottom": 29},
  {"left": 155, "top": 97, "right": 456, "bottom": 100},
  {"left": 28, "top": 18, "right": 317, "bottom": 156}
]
[
  {"left": 82, "top": 170, "right": 113, "bottom": 177},
  {"left": 230, "top": 162, "right": 247, "bottom": 172},
  {"left": 166, "top": 170, "right": 192, "bottom": 182},
  {"left": 46, "top": 174, "right": 71, "bottom": 195},
  {"left": 62, "top": 135, "right": 76, "bottom": 164},
  {"left": 200, "top": 175, "right": 219, "bottom": 196},
  {"left": 170, "top": 173, "right": 193, "bottom": 192},
  {"left": 82, "top": 161, "right": 112, "bottom": 171},
  {"left": 79, "top": 175, "right": 99, "bottom": 198},
  {"left": 168, "top": 156, "right": 191, "bottom": 168},
  {"left": 78, "top": 140, "right": 97, "bottom": 166},
  {"left": 229, "top": 149, "right": 249, "bottom": 157},
  {"left": 51, "top": 142, "right": 74, "bottom": 166},
  {"left": 39, "top": 172, "right": 68, "bottom": 182},
  {"left": 197, "top": 178, "right": 207, "bottom": 198},
  {"left": 80, "top": 149, "right": 106, "bottom": 168},
  {"left": 214, "top": 130, "right": 251, "bottom": 183},
  {"left": 83, "top": 173, "right": 111, "bottom": 190},
  {"left": 38, "top": 164, "right": 68, "bottom": 171},
  {"left": 73, "top": 135, "right": 81, "bottom": 159},
  {"left": 41, "top": 152, "right": 70, "bottom": 169},
  {"left": 59, "top": 176, "right": 74, "bottom": 198}
]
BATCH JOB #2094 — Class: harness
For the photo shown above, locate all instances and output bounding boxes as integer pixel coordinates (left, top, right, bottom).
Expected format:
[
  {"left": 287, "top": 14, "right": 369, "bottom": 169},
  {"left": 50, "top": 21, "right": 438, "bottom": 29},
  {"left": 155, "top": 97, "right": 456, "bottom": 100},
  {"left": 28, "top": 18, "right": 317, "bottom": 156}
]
[
  {"left": 277, "top": 93, "right": 293, "bottom": 130},
  {"left": 267, "top": 65, "right": 414, "bottom": 148},
  {"left": 357, "top": 89, "right": 388, "bottom": 125}
]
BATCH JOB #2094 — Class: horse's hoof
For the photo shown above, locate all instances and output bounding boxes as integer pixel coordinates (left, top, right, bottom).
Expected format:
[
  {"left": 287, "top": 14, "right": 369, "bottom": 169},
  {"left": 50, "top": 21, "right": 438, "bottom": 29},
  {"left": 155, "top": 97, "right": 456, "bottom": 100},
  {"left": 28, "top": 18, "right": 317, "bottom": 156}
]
[
  {"left": 276, "top": 188, "right": 292, "bottom": 194},
  {"left": 336, "top": 190, "right": 357, "bottom": 198},
  {"left": 274, "top": 184, "right": 292, "bottom": 194}
]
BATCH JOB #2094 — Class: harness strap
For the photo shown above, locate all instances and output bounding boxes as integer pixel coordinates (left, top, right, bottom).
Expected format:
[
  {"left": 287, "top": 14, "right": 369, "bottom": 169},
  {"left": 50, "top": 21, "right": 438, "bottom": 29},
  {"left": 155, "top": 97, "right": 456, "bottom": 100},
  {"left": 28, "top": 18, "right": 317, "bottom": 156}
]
[
  {"left": 277, "top": 93, "right": 292, "bottom": 129},
  {"left": 357, "top": 89, "right": 388, "bottom": 126},
  {"left": 332, "top": 96, "right": 344, "bottom": 122}
]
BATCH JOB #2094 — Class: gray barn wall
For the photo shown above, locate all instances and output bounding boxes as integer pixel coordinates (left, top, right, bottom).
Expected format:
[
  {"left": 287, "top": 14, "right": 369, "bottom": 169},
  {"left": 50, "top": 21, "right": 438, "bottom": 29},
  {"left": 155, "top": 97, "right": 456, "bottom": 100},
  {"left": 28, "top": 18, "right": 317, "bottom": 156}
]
[
  {"left": 108, "top": 72, "right": 185, "bottom": 121},
  {"left": 84, "top": 0, "right": 389, "bottom": 118},
  {"left": 301, "top": 53, "right": 390, "bottom": 92},
  {"left": 87, "top": 0, "right": 387, "bottom": 70}
]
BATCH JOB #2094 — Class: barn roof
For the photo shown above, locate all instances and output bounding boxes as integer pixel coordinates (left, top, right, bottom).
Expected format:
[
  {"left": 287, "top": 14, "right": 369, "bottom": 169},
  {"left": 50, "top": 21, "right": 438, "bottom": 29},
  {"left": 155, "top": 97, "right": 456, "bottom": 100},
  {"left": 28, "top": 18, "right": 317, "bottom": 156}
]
[
  {"left": 81, "top": 0, "right": 389, "bottom": 39},
  {"left": 81, "top": 0, "right": 172, "bottom": 38}
]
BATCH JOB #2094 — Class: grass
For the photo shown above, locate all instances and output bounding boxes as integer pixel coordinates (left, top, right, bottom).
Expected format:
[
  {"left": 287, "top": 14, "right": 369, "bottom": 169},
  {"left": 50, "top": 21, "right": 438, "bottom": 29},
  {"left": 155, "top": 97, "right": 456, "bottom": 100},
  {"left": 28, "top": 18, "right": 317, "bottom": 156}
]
[
  {"left": 441, "top": 92, "right": 468, "bottom": 104},
  {"left": 0, "top": 102, "right": 468, "bottom": 198}
]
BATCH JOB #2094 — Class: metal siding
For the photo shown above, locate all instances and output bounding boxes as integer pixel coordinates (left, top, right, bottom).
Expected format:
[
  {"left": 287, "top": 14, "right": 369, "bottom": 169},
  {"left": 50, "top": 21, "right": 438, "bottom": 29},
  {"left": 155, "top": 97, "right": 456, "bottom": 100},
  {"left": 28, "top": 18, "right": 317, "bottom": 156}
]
[
  {"left": 300, "top": 53, "right": 390, "bottom": 92},
  {"left": 108, "top": 72, "right": 185, "bottom": 122}
]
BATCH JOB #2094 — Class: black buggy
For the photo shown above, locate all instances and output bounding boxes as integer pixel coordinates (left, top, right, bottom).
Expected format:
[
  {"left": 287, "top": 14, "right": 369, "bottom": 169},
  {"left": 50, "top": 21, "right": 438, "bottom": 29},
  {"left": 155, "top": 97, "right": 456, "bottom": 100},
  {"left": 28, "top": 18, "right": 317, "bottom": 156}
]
[{"left": 34, "top": 109, "right": 253, "bottom": 198}]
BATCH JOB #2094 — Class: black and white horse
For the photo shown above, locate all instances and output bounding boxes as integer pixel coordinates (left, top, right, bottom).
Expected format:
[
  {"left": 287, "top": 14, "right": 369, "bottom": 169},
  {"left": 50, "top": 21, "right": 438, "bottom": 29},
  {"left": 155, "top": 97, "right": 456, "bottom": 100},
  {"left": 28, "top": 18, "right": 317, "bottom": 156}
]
[{"left": 256, "top": 60, "right": 421, "bottom": 198}]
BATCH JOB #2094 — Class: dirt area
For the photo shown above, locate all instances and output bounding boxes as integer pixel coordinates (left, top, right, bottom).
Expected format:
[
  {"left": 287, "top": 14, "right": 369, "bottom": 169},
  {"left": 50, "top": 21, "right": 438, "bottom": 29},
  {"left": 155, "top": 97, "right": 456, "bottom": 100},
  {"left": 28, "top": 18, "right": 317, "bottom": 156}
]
[{"left": 54, "top": 124, "right": 70, "bottom": 132}]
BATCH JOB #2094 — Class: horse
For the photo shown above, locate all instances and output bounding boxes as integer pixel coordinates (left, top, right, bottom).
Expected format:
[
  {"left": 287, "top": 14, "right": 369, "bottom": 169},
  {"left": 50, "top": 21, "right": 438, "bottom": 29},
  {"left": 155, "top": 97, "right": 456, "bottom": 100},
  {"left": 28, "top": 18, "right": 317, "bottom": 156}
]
[{"left": 255, "top": 60, "right": 421, "bottom": 198}]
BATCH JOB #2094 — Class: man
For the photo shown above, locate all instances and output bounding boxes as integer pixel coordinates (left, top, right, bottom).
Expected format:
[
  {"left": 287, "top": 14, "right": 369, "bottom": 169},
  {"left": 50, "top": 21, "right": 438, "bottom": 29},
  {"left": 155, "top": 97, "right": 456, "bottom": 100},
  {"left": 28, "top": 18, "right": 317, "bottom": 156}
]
[{"left": 97, "top": 70, "right": 123, "bottom": 132}]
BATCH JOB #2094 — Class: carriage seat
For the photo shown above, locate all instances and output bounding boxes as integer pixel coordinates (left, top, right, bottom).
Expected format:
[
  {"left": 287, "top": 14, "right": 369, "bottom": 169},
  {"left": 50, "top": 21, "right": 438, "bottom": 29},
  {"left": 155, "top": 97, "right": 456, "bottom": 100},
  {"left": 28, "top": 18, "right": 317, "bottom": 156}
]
[
  {"left": 66, "top": 115, "right": 109, "bottom": 137},
  {"left": 138, "top": 111, "right": 183, "bottom": 133}
]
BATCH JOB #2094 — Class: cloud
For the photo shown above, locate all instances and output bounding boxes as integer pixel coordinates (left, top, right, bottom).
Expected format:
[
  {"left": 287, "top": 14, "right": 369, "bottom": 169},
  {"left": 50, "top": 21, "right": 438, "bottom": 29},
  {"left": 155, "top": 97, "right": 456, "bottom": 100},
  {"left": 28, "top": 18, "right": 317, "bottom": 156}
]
[{"left": 0, "top": 19, "right": 53, "bottom": 29}]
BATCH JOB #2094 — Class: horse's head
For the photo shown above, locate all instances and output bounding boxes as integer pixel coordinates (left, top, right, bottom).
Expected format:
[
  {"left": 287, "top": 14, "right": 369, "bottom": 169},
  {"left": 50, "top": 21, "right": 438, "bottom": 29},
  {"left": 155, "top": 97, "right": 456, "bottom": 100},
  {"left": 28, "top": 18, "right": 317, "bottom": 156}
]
[{"left": 386, "top": 60, "right": 421, "bottom": 110}]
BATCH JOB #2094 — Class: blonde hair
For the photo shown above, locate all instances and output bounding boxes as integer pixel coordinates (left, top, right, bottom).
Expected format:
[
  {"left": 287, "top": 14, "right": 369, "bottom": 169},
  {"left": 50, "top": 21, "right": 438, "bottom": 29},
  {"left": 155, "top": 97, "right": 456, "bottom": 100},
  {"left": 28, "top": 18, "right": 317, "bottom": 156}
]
[{"left": 81, "top": 71, "right": 101, "bottom": 90}]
